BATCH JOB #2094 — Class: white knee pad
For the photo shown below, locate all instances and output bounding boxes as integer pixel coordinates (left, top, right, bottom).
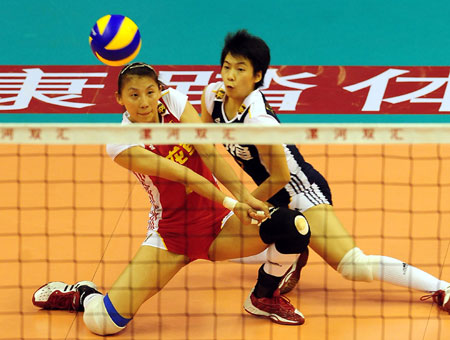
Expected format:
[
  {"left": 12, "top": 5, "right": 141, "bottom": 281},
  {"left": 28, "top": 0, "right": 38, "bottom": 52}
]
[
  {"left": 83, "top": 294, "right": 125, "bottom": 335},
  {"left": 337, "top": 247, "right": 380, "bottom": 282}
]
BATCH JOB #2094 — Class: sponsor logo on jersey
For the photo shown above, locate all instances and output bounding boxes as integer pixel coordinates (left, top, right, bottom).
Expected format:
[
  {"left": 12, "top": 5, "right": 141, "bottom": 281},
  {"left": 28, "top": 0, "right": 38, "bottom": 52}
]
[
  {"left": 238, "top": 104, "right": 247, "bottom": 114},
  {"left": 215, "top": 88, "right": 225, "bottom": 100},
  {"left": 158, "top": 103, "right": 166, "bottom": 114}
]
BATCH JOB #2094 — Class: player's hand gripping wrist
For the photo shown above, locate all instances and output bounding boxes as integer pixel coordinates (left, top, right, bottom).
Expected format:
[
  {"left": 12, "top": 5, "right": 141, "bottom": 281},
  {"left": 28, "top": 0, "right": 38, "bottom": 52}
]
[
  {"left": 223, "top": 197, "right": 268, "bottom": 225},
  {"left": 242, "top": 195, "right": 270, "bottom": 219}
]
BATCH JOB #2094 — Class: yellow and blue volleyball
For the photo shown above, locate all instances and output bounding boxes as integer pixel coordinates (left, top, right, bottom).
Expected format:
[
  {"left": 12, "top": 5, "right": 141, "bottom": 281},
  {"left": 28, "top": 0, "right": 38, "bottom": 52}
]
[{"left": 89, "top": 14, "right": 141, "bottom": 66}]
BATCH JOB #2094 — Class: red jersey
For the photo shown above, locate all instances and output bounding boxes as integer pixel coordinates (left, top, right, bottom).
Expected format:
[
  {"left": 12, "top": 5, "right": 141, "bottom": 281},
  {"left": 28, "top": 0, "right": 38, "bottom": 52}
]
[{"left": 106, "top": 88, "right": 229, "bottom": 260}]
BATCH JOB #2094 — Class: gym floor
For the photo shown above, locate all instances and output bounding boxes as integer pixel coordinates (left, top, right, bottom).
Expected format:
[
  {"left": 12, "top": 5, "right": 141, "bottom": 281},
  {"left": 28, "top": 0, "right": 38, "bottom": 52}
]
[{"left": 1, "top": 143, "right": 449, "bottom": 339}]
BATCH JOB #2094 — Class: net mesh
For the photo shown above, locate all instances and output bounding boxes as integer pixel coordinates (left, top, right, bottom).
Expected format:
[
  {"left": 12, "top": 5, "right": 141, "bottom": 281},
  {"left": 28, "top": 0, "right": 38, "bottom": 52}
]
[{"left": 2, "top": 123, "right": 450, "bottom": 340}]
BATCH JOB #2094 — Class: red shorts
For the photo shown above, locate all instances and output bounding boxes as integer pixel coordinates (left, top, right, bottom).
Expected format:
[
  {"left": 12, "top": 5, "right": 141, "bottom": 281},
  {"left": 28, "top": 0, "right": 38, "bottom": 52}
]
[{"left": 142, "top": 210, "right": 232, "bottom": 261}]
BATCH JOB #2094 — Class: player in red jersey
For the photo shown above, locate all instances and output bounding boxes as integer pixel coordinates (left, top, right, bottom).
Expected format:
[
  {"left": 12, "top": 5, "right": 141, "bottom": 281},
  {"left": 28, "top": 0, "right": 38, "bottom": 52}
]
[{"left": 31, "top": 63, "right": 312, "bottom": 334}]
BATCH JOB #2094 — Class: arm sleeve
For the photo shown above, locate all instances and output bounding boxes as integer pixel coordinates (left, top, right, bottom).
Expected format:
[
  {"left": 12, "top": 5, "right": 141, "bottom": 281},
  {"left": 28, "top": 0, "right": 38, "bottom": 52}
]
[
  {"left": 203, "top": 83, "right": 216, "bottom": 115},
  {"left": 246, "top": 113, "right": 280, "bottom": 126},
  {"left": 162, "top": 88, "right": 188, "bottom": 119},
  {"left": 106, "top": 143, "right": 142, "bottom": 160}
]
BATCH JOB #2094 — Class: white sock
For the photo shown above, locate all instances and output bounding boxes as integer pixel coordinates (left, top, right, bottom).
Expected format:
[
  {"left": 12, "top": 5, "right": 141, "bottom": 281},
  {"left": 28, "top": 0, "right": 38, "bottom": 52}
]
[{"left": 371, "top": 255, "right": 450, "bottom": 292}]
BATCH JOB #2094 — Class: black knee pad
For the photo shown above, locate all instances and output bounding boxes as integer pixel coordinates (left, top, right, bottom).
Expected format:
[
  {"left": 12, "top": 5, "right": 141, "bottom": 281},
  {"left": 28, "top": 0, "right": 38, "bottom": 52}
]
[{"left": 259, "top": 207, "right": 311, "bottom": 254}]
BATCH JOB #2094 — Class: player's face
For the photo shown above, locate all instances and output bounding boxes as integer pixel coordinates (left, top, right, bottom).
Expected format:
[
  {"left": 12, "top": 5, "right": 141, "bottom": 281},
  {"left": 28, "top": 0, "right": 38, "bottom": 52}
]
[
  {"left": 221, "top": 53, "right": 262, "bottom": 101},
  {"left": 116, "top": 75, "right": 162, "bottom": 123}
]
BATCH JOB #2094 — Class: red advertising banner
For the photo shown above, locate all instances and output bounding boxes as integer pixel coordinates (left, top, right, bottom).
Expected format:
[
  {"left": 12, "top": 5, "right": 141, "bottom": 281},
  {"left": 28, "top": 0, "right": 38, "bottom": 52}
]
[{"left": 1, "top": 65, "right": 450, "bottom": 114}]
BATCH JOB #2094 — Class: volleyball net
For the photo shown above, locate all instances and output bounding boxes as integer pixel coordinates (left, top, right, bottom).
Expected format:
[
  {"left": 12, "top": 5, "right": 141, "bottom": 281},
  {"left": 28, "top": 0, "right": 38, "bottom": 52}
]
[{"left": 2, "top": 123, "right": 450, "bottom": 340}]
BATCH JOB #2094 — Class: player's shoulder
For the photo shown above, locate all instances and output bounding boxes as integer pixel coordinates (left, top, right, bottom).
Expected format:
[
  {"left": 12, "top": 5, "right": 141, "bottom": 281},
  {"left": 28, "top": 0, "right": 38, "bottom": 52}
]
[
  {"left": 247, "top": 90, "right": 270, "bottom": 117},
  {"left": 106, "top": 112, "right": 144, "bottom": 158},
  {"left": 161, "top": 87, "right": 185, "bottom": 101},
  {"left": 205, "top": 82, "right": 225, "bottom": 101},
  {"left": 248, "top": 90, "right": 266, "bottom": 107},
  {"left": 159, "top": 87, "right": 188, "bottom": 117},
  {"left": 203, "top": 82, "right": 224, "bottom": 114},
  {"left": 246, "top": 90, "right": 279, "bottom": 125},
  {"left": 205, "top": 81, "right": 223, "bottom": 93}
]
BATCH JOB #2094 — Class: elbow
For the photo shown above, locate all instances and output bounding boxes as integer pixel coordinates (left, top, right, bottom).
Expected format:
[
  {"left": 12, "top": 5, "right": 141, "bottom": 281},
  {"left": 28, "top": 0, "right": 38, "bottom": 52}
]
[{"left": 272, "top": 171, "right": 291, "bottom": 191}]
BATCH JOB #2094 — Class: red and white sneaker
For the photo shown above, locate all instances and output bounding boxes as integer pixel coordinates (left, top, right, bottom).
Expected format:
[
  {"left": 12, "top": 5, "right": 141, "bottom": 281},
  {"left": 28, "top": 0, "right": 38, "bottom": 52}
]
[
  {"left": 32, "top": 281, "right": 97, "bottom": 312},
  {"left": 244, "top": 288, "right": 305, "bottom": 325},
  {"left": 421, "top": 286, "right": 450, "bottom": 313},
  {"left": 279, "top": 248, "right": 309, "bottom": 295}
]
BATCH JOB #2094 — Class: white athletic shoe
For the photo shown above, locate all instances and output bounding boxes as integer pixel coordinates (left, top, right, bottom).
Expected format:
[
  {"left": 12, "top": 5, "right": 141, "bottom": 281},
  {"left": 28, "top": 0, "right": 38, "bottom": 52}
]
[
  {"left": 421, "top": 286, "right": 450, "bottom": 313},
  {"left": 32, "top": 281, "right": 97, "bottom": 311}
]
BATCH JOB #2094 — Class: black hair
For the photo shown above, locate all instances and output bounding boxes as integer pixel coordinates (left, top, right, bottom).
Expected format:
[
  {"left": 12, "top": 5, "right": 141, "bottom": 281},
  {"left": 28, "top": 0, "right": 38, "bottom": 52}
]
[
  {"left": 117, "top": 62, "right": 164, "bottom": 94},
  {"left": 220, "top": 29, "right": 270, "bottom": 89}
]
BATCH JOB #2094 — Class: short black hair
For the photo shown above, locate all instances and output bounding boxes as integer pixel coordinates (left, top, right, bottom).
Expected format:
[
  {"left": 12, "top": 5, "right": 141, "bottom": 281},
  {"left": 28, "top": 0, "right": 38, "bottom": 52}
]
[
  {"left": 220, "top": 29, "right": 270, "bottom": 89},
  {"left": 117, "top": 62, "right": 164, "bottom": 94}
]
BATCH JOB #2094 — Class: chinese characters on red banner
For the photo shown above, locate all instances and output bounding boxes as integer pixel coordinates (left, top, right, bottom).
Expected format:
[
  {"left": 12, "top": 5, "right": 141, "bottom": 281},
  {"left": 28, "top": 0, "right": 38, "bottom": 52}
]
[{"left": 0, "top": 65, "right": 449, "bottom": 114}]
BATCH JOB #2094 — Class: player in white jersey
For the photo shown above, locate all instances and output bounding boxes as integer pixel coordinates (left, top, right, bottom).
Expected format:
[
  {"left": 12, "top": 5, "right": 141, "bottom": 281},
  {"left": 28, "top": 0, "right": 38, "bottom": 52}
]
[
  {"left": 201, "top": 30, "right": 450, "bottom": 315},
  {"left": 31, "top": 62, "right": 313, "bottom": 335}
]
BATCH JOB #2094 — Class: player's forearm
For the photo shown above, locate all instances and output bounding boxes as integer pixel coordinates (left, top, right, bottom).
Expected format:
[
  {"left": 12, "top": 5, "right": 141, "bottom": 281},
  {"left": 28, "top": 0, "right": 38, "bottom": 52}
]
[
  {"left": 115, "top": 147, "right": 228, "bottom": 206},
  {"left": 195, "top": 144, "right": 251, "bottom": 201},
  {"left": 139, "top": 158, "right": 229, "bottom": 206},
  {"left": 251, "top": 177, "right": 288, "bottom": 202},
  {"left": 251, "top": 144, "right": 290, "bottom": 202},
  {"left": 180, "top": 169, "right": 228, "bottom": 205}
]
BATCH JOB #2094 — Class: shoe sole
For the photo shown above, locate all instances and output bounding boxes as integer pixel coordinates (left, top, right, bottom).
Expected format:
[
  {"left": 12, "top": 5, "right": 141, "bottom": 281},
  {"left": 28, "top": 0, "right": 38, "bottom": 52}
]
[{"left": 243, "top": 295, "right": 305, "bottom": 325}]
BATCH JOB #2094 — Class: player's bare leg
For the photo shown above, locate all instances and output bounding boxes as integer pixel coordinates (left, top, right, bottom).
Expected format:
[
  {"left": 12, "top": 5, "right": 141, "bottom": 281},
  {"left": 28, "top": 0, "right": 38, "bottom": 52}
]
[
  {"left": 107, "top": 245, "right": 188, "bottom": 318},
  {"left": 32, "top": 246, "right": 188, "bottom": 335},
  {"left": 275, "top": 204, "right": 345, "bottom": 294},
  {"left": 211, "top": 209, "right": 309, "bottom": 325},
  {"left": 305, "top": 204, "right": 450, "bottom": 311},
  {"left": 208, "top": 214, "right": 266, "bottom": 261},
  {"left": 303, "top": 204, "right": 355, "bottom": 270}
]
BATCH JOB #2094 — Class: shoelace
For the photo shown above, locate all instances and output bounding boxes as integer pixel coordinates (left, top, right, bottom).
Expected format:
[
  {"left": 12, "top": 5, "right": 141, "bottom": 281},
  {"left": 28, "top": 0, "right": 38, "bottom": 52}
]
[
  {"left": 271, "top": 292, "right": 296, "bottom": 312},
  {"left": 420, "top": 291, "right": 442, "bottom": 306}
]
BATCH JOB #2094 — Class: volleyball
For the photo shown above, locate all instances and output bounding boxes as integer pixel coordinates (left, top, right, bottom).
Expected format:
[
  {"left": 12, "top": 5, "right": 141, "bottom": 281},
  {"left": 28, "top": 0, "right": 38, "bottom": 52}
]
[{"left": 89, "top": 14, "right": 141, "bottom": 66}]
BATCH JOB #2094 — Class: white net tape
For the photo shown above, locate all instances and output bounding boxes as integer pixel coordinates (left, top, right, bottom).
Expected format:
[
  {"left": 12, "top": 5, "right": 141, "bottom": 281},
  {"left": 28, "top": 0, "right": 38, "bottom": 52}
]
[{"left": 1, "top": 123, "right": 450, "bottom": 145}]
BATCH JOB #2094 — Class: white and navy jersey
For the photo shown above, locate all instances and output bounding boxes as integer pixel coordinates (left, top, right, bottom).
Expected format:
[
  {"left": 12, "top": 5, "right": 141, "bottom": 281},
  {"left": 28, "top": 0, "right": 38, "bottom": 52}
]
[{"left": 204, "top": 82, "right": 332, "bottom": 210}]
